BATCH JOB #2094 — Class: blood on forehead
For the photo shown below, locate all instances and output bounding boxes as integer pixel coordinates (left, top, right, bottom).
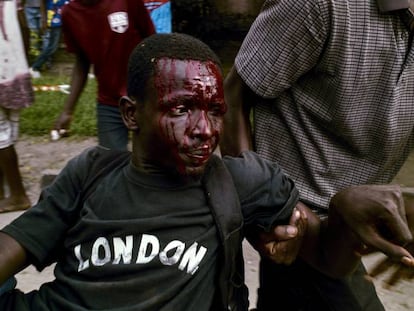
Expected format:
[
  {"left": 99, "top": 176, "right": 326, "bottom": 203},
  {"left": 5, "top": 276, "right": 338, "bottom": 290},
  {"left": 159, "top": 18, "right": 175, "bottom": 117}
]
[{"left": 153, "top": 58, "right": 224, "bottom": 106}]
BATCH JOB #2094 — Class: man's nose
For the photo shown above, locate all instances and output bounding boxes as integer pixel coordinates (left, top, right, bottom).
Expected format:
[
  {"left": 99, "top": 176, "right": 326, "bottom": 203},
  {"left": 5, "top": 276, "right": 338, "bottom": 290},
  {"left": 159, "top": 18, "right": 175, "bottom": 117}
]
[{"left": 191, "top": 111, "right": 212, "bottom": 138}]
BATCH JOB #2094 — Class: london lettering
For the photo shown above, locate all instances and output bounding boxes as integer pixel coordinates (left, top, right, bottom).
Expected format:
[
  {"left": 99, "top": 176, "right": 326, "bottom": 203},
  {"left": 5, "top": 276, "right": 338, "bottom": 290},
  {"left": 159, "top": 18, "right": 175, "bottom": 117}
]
[{"left": 73, "top": 234, "right": 207, "bottom": 275}]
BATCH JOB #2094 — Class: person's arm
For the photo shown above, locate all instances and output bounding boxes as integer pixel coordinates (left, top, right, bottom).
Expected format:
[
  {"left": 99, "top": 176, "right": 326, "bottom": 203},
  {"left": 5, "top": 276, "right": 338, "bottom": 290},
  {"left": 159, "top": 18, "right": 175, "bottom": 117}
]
[
  {"left": 53, "top": 53, "right": 90, "bottom": 131},
  {"left": 362, "top": 187, "right": 414, "bottom": 286},
  {"left": 0, "top": 232, "right": 29, "bottom": 285},
  {"left": 253, "top": 185, "right": 414, "bottom": 279},
  {"left": 299, "top": 185, "right": 414, "bottom": 278},
  {"left": 246, "top": 205, "right": 307, "bottom": 265},
  {"left": 291, "top": 202, "right": 363, "bottom": 278},
  {"left": 221, "top": 66, "right": 255, "bottom": 157}
]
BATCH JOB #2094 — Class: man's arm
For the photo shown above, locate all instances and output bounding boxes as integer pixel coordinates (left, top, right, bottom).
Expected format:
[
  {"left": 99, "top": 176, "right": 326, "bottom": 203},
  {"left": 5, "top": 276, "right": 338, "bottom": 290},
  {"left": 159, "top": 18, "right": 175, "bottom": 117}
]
[
  {"left": 0, "top": 232, "right": 29, "bottom": 285},
  {"left": 53, "top": 53, "right": 90, "bottom": 132},
  {"left": 221, "top": 66, "right": 255, "bottom": 157},
  {"left": 253, "top": 185, "right": 414, "bottom": 279},
  {"left": 360, "top": 187, "right": 414, "bottom": 286},
  {"left": 246, "top": 206, "right": 307, "bottom": 265},
  {"left": 299, "top": 185, "right": 414, "bottom": 278}
]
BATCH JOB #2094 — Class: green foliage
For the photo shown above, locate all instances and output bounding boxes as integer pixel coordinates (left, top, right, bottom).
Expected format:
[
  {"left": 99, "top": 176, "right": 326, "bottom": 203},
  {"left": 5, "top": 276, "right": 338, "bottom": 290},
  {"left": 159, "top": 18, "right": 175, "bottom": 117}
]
[{"left": 20, "top": 75, "right": 97, "bottom": 137}]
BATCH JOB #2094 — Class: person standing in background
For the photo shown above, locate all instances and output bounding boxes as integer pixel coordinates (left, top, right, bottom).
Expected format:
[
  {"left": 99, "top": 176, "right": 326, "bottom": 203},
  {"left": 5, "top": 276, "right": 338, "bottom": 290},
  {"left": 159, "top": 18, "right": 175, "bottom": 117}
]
[
  {"left": 52, "top": 0, "right": 155, "bottom": 150},
  {"left": 0, "top": 0, "right": 34, "bottom": 213},
  {"left": 222, "top": 0, "right": 414, "bottom": 310},
  {"left": 29, "top": 0, "right": 68, "bottom": 78},
  {"left": 1, "top": 33, "right": 414, "bottom": 310},
  {"left": 23, "top": 0, "right": 44, "bottom": 63}
]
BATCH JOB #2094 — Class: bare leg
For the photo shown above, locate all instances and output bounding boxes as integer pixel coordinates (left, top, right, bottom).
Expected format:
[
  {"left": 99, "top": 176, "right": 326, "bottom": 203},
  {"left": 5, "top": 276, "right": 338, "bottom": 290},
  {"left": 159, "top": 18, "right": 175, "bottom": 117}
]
[{"left": 0, "top": 145, "right": 30, "bottom": 212}]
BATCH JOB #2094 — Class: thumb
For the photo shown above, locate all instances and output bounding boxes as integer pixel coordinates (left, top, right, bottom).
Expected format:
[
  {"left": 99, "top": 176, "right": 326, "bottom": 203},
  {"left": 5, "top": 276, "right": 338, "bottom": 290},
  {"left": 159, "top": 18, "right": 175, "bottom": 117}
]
[{"left": 271, "top": 225, "right": 298, "bottom": 241}]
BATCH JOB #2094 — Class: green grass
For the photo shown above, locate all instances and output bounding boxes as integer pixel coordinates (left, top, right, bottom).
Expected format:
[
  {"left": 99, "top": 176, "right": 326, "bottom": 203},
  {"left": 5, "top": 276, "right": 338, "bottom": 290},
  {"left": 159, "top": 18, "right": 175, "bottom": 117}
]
[{"left": 20, "top": 74, "right": 97, "bottom": 137}]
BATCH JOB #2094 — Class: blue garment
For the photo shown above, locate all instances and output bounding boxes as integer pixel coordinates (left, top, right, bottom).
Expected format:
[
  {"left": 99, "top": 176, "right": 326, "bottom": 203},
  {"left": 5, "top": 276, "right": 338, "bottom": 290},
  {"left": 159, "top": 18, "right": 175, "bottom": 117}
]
[
  {"left": 96, "top": 104, "right": 129, "bottom": 151},
  {"left": 46, "top": 0, "right": 67, "bottom": 28},
  {"left": 31, "top": 27, "right": 61, "bottom": 71},
  {"left": 144, "top": 1, "right": 171, "bottom": 33},
  {"left": 24, "top": 6, "right": 41, "bottom": 30},
  {"left": 31, "top": 0, "right": 66, "bottom": 70},
  {"left": 0, "top": 277, "right": 16, "bottom": 296}
]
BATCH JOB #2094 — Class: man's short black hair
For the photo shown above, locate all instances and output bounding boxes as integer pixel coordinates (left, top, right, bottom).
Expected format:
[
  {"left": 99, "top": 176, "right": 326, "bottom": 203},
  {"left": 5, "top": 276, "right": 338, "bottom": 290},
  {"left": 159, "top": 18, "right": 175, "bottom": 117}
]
[{"left": 127, "top": 33, "right": 222, "bottom": 100}]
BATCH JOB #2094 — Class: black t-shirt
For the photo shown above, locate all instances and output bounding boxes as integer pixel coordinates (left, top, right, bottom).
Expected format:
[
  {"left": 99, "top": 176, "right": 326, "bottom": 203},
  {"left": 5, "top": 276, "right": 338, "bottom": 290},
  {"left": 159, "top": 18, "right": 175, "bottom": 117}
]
[{"left": 0, "top": 148, "right": 298, "bottom": 310}]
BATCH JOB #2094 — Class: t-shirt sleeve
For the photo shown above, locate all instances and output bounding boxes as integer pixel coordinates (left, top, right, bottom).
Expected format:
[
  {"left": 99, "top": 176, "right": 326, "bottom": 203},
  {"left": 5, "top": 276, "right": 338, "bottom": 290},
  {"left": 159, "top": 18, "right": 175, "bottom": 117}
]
[
  {"left": 223, "top": 151, "right": 299, "bottom": 232},
  {"left": 235, "top": 0, "right": 328, "bottom": 99},
  {"left": 0, "top": 147, "right": 97, "bottom": 271}
]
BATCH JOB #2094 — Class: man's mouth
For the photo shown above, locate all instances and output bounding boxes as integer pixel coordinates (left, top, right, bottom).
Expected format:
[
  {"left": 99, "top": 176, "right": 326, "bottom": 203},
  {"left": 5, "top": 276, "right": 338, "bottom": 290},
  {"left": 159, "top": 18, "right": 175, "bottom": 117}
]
[{"left": 185, "top": 145, "right": 212, "bottom": 161}]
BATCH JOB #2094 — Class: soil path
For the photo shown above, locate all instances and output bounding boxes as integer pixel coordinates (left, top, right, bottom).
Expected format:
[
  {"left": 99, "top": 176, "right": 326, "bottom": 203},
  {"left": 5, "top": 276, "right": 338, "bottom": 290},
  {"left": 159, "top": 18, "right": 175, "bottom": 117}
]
[{"left": 1, "top": 135, "right": 413, "bottom": 310}]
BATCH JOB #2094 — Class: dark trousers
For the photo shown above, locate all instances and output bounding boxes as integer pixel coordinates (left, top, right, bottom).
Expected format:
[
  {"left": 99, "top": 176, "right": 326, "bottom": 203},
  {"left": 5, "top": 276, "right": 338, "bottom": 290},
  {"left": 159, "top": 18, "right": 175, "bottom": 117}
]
[{"left": 256, "top": 258, "right": 385, "bottom": 311}]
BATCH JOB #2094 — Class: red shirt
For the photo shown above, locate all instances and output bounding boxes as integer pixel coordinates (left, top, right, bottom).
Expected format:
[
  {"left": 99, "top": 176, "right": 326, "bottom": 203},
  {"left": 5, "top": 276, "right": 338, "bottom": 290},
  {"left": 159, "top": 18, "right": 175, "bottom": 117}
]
[{"left": 62, "top": 0, "right": 156, "bottom": 106}]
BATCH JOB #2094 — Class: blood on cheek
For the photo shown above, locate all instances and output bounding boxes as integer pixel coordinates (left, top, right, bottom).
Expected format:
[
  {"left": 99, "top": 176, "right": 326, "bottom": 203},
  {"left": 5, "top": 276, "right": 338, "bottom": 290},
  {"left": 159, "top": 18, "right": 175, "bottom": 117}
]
[{"left": 154, "top": 59, "right": 223, "bottom": 147}]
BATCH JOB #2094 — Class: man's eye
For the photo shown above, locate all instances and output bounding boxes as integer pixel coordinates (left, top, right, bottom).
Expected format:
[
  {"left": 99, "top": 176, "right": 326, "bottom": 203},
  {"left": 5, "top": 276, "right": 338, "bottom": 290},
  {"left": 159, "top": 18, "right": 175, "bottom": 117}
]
[
  {"left": 209, "top": 104, "right": 225, "bottom": 116},
  {"left": 170, "top": 105, "right": 188, "bottom": 115}
]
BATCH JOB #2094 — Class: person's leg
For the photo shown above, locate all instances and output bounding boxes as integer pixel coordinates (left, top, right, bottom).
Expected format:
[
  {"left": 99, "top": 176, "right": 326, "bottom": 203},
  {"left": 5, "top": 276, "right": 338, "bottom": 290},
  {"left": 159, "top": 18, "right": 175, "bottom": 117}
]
[
  {"left": 31, "top": 27, "right": 60, "bottom": 71},
  {"left": 45, "top": 27, "right": 62, "bottom": 69},
  {"left": 96, "top": 104, "right": 129, "bottom": 151},
  {"left": 0, "top": 109, "right": 30, "bottom": 212},
  {"left": 24, "top": 6, "right": 41, "bottom": 61}
]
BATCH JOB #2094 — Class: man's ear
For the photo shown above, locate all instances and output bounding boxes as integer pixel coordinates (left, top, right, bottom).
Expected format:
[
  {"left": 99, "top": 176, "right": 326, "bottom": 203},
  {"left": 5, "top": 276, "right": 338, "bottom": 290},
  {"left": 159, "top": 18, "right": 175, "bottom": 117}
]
[{"left": 119, "top": 96, "right": 139, "bottom": 131}]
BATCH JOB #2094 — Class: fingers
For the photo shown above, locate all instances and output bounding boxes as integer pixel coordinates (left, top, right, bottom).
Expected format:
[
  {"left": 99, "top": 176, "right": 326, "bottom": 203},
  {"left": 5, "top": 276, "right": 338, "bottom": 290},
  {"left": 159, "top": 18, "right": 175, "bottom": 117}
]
[
  {"left": 382, "top": 197, "right": 413, "bottom": 244},
  {"left": 357, "top": 225, "right": 414, "bottom": 264},
  {"left": 271, "top": 225, "right": 298, "bottom": 241},
  {"left": 289, "top": 208, "right": 301, "bottom": 225},
  {"left": 249, "top": 207, "right": 308, "bottom": 265},
  {"left": 263, "top": 209, "right": 307, "bottom": 265},
  {"left": 268, "top": 240, "right": 295, "bottom": 265},
  {"left": 270, "top": 208, "right": 301, "bottom": 242}
]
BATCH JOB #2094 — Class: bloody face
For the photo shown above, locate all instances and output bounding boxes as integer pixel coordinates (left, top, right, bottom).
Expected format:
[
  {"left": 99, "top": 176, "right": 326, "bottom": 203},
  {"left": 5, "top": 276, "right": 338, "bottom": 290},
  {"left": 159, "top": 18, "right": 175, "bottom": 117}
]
[{"left": 138, "top": 58, "right": 226, "bottom": 177}]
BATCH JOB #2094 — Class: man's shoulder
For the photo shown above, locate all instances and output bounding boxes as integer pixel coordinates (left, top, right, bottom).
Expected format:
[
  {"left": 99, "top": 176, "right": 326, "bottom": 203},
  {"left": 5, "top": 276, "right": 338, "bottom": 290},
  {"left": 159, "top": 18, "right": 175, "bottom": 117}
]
[
  {"left": 222, "top": 151, "right": 272, "bottom": 173},
  {"left": 68, "top": 146, "right": 130, "bottom": 172},
  {"left": 221, "top": 151, "right": 282, "bottom": 185}
]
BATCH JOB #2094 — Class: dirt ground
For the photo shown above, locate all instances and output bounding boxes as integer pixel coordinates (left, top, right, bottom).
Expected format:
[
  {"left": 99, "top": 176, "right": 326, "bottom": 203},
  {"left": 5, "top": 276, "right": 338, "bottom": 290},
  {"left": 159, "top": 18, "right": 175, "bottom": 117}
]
[{"left": 1, "top": 135, "right": 414, "bottom": 310}]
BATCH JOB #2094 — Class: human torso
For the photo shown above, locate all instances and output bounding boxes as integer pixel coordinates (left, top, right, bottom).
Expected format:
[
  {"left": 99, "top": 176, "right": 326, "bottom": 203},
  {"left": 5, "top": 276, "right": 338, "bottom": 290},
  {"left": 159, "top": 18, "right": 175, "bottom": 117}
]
[
  {"left": 0, "top": 0, "right": 33, "bottom": 109},
  {"left": 1, "top": 148, "right": 297, "bottom": 310},
  {"left": 236, "top": 0, "right": 414, "bottom": 209},
  {"left": 28, "top": 164, "right": 219, "bottom": 310},
  {"left": 61, "top": 0, "right": 155, "bottom": 106},
  {"left": 46, "top": 0, "right": 66, "bottom": 28}
]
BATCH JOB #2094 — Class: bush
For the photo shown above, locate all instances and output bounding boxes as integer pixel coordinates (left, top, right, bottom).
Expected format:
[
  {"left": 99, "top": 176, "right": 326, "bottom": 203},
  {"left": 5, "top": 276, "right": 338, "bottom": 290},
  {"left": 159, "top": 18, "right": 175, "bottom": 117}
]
[{"left": 20, "top": 75, "right": 97, "bottom": 137}]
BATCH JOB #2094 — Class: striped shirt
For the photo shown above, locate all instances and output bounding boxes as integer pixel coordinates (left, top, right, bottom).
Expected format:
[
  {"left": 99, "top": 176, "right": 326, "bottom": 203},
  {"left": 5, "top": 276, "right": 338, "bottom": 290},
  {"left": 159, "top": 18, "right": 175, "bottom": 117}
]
[{"left": 235, "top": 0, "right": 414, "bottom": 211}]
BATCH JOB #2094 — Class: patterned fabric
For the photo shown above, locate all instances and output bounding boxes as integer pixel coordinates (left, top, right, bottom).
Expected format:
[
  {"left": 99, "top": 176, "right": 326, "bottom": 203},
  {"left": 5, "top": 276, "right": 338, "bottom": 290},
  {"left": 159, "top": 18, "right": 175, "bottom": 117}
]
[
  {"left": 235, "top": 0, "right": 414, "bottom": 211},
  {"left": 46, "top": 0, "right": 67, "bottom": 28},
  {"left": 0, "top": 0, "right": 33, "bottom": 110}
]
